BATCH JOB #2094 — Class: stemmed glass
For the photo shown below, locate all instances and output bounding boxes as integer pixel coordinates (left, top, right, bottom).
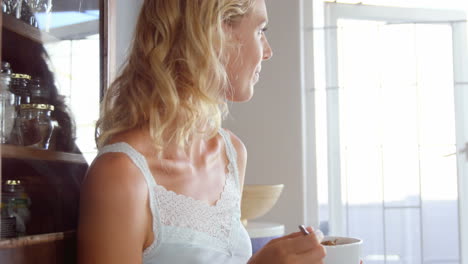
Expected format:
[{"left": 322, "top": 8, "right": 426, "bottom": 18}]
[
  {"left": 26, "top": 0, "right": 52, "bottom": 13},
  {"left": 1, "top": 0, "right": 21, "bottom": 17},
  {"left": 2, "top": 0, "right": 53, "bottom": 29},
  {"left": 25, "top": 0, "right": 53, "bottom": 28},
  {"left": 1, "top": 0, "right": 12, "bottom": 14}
]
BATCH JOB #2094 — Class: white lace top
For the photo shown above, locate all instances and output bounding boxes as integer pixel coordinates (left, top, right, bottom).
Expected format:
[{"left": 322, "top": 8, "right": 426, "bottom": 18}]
[{"left": 96, "top": 129, "right": 252, "bottom": 264}]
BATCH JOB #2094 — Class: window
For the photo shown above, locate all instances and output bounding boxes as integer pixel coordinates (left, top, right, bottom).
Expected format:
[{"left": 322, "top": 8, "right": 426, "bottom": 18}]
[
  {"left": 43, "top": 12, "right": 100, "bottom": 163},
  {"left": 309, "top": 2, "right": 468, "bottom": 264}
]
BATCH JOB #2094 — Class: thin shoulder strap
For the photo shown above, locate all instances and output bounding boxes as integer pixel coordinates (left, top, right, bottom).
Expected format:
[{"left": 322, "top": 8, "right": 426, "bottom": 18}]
[
  {"left": 96, "top": 142, "right": 162, "bottom": 254},
  {"left": 97, "top": 142, "right": 158, "bottom": 189},
  {"left": 218, "top": 129, "right": 241, "bottom": 191}
]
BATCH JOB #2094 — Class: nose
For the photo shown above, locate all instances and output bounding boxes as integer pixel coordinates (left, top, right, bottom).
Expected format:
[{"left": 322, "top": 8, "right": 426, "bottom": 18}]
[{"left": 262, "top": 38, "right": 273, "bottom": 61}]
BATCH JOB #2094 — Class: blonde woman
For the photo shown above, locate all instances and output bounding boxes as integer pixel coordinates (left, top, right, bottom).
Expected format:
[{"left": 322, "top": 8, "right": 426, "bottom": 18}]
[{"left": 77, "top": 0, "right": 326, "bottom": 263}]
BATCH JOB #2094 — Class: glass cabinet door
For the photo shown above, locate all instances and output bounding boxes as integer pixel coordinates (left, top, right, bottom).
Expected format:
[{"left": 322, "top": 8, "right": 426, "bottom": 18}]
[{"left": 0, "top": 0, "right": 105, "bottom": 262}]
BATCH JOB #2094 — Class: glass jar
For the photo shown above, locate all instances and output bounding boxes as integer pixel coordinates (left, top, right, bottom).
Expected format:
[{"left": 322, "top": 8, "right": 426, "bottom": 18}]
[
  {"left": 17, "top": 103, "right": 55, "bottom": 149},
  {"left": 0, "top": 190, "right": 17, "bottom": 239},
  {"left": 0, "top": 180, "right": 31, "bottom": 237},
  {"left": 29, "top": 77, "right": 50, "bottom": 104},
  {"left": 10, "top": 73, "right": 31, "bottom": 108},
  {"left": 0, "top": 62, "right": 16, "bottom": 144}
]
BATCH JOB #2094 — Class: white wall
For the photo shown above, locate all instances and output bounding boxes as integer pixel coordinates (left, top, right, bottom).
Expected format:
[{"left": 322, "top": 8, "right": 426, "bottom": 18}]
[
  {"left": 114, "top": 0, "right": 309, "bottom": 234},
  {"left": 112, "top": 0, "right": 143, "bottom": 78}
]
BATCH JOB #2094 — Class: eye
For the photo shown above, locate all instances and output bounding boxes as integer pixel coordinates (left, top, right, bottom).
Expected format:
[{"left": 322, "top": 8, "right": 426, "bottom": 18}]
[{"left": 258, "top": 27, "right": 268, "bottom": 37}]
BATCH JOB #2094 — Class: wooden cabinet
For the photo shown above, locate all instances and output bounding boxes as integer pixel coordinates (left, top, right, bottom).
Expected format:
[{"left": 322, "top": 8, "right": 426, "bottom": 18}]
[{"left": 1, "top": 0, "right": 107, "bottom": 262}]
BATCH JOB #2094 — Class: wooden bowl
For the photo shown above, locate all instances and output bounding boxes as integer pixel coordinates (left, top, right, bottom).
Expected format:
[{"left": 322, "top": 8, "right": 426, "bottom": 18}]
[{"left": 240, "top": 184, "right": 284, "bottom": 226}]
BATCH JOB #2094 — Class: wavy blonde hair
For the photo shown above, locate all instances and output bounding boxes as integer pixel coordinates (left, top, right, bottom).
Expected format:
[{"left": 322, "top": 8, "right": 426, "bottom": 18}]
[{"left": 96, "top": 0, "right": 254, "bottom": 154}]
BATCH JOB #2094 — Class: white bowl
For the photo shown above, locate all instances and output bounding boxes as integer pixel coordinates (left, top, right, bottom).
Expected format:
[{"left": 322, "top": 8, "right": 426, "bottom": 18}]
[{"left": 322, "top": 236, "right": 363, "bottom": 264}]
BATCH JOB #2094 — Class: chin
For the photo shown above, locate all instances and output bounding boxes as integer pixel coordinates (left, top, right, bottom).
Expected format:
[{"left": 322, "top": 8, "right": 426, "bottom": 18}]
[
  {"left": 226, "top": 82, "right": 255, "bottom": 102},
  {"left": 237, "top": 94, "right": 254, "bottom": 102},
  {"left": 231, "top": 88, "right": 254, "bottom": 102},
  {"left": 228, "top": 94, "right": 252, "bottom": 103}
]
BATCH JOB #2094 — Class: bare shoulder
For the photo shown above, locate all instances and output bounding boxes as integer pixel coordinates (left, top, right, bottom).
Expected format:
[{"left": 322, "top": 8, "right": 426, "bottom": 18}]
[
  {"left": 78, "top": 152, "right": 149, "bottom": 263},
  {"left": 81, "top": 152, "right": 149, "bottom": 227},
  {"left": 84, "top": 152, "right": 147, "bottom": 196}
]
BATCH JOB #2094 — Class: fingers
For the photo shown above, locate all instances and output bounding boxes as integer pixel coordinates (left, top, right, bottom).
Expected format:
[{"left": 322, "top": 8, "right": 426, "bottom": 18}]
[
  {"left": 306, "top": 226, "right": 323, "bottom": 244},
  {"left": 269, "top": 226, "right": 323, "bottom": 255},
  {"left": 250, "top": 227, "right": 326, "bottom": 264},
  {"left": 286, "top": 230, "right": 323, "bottom": 255},
  {"left": 291, "top": 227, "right": 326, "bottom": 262}
]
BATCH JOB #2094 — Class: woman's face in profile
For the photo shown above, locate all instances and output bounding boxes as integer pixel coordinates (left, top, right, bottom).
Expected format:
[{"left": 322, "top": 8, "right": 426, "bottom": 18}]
[{"left": 224, "top": 0, "right": 273, "bottom": 102}]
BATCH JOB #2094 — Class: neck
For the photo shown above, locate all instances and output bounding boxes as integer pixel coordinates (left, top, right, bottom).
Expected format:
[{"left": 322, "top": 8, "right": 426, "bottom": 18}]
[{"left": 163, "top": 128, "right": 219, "bottom": 163}]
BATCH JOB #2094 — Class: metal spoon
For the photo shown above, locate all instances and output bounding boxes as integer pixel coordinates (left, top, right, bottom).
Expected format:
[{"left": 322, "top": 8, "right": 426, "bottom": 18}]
[{"left": 298, "top": 225, "right": 324, "bottom": 242}]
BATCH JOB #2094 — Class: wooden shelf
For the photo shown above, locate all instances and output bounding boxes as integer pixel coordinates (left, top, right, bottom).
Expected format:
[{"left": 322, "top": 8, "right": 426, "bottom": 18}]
[
  {"left": 2, "top": 13, "right": 59, "bottom": 44},
  {"left": 1, "top": 144, "right": 87, "bottom": 164},
  {"left": 0, "top": 231, "right": 75, "bottom": 249}
]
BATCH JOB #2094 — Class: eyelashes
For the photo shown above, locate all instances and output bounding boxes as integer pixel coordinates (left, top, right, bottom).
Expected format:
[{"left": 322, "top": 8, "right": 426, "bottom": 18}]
[{"left": 258, "top": 27, "right": 268, "bottom": 36}]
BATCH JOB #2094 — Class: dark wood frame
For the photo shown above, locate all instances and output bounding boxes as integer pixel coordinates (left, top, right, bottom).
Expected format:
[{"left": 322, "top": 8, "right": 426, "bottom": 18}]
[
  {"left": 0, "top": 0, "right": 109, "bottom": 262},
  {"left": 100, "top": 0, "right": 108, "bottom": 102}
]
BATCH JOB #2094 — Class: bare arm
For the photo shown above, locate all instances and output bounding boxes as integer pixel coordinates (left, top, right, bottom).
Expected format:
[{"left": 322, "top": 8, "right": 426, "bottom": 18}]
[{"left": 77, "top": 153, "right": 151, "bottom": 264}]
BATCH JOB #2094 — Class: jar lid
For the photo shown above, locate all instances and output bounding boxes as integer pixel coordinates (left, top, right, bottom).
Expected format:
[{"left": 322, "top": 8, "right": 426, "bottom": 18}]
[
  {"left": 11, "top": 73, "right": 31, "bottom": 80},
  {"left": 20, "top": 104, "right": 55, "bottom": 111},
  {"left": 5, "top": 180, "right": 21, "bottom": 186},
  {"left": 3, "top": 180, "right": 25, "bottom": 194}
]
